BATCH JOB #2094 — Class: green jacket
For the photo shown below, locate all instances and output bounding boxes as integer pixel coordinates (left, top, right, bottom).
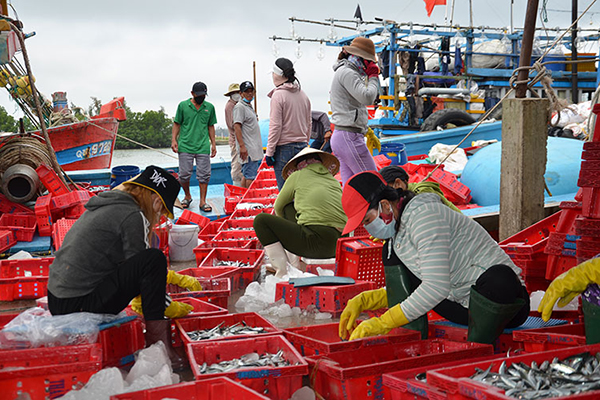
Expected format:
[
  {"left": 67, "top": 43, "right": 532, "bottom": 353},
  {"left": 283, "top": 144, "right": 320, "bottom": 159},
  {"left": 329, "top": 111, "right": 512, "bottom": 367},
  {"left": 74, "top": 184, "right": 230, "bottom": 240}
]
[
  {"left": 408, "top": 181, "right": 462, "bottom": 213},
  {"left": 275, "top": 163, "right": 347, "bottom": 229}
]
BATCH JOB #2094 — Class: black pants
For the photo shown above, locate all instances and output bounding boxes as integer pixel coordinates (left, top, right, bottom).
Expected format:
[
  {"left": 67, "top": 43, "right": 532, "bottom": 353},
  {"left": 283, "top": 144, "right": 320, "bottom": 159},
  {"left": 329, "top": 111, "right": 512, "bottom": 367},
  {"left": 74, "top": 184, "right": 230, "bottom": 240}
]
[
  {"left": 383, "top": 249, "right": 529, "bottom": 327},
  {"left": 48, "top": 248, "right": 168, "bottom": 321}
]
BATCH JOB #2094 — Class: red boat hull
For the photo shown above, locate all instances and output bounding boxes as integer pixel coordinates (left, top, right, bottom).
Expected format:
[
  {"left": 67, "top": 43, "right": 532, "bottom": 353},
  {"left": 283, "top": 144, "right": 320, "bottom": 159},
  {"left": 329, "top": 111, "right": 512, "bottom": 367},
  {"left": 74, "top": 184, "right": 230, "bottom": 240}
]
[{"left": 37, "top": 117, "right": 118, "bottom": 171}]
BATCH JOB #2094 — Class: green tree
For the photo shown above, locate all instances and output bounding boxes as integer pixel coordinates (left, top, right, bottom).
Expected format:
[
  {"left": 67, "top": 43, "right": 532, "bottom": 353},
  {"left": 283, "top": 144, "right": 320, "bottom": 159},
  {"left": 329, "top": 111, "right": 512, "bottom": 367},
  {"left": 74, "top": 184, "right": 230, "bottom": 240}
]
[
  {"left": 87, "top": 97, "right": 102, "bottom": 117},
  {"left": 0, "top": 105, "right": 17, "bottom": 132},
  {"left": 115, "top": 105, "right": 173, "bottom": 149}
]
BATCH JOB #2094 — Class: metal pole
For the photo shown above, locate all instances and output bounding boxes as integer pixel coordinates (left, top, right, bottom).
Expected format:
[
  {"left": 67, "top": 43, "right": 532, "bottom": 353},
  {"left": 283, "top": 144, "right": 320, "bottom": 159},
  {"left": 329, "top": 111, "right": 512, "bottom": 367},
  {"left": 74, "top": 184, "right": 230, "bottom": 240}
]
[
  {"left": 510, "top": 0, "right": 514, "bottom": 34},
  {"left": 469, "top": 0, "right": 473, "bottom": 28},
  {"left": 253, "top": 61, "right": 258, "bottom": 114},
  {"left": 450, "top": 0, "right": 456, "bottom": 26},
  {"left": 571, "top": 0, "right": 578, "bottom": 104},
  {"left": 515, "top": 0, "right": 539, "bottom": 98}
]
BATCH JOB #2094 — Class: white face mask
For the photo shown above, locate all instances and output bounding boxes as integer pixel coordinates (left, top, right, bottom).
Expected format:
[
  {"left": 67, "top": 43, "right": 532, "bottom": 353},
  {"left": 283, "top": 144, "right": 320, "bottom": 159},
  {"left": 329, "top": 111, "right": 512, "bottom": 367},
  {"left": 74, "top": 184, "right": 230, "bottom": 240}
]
[
  {"left": 364, "top": 203, "right": 396, "bottom": 239},
  {"left": 230, "top": 93, "right": 241, "bottom": 102}
]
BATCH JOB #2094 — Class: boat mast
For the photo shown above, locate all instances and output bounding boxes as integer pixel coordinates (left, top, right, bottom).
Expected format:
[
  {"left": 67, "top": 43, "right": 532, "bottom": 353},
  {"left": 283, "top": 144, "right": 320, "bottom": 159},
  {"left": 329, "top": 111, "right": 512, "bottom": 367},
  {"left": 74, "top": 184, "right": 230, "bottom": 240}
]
[{"left": 571, "top": 0, "right": 578, "bottom": 103}]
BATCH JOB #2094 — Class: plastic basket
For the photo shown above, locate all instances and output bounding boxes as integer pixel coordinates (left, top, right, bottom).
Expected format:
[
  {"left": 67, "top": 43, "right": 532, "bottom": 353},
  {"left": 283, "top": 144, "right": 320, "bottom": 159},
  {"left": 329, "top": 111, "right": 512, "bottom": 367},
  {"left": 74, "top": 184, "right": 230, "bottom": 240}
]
[
  {"left": 0, "top": 193, "right": 34, "bottom": 215},
  {"left": 169, "top": 277, "right": 231, "bottom": 309},
  {"left": 428, "top": 343, "right": 600, "bottom": 400},
  {"left": 36, "top": 164, "right": 70, "bottom": 196},
  {"left": 176, "top": 312, "right": 279, "bottom": 347},
  {"left": 50, "top": 190, "right": 92, "bottom": 211},
  {"left": 0, "top": 229, "right": 16, "bottom": 253},
  {"left": 219, "top": 218, "right": 256, "bottom": 231},
  {"left": 275, "top": 280, "right": 377, "bottom": 316},
  {"left": 110, "top": 377, "right": 271, "bottom": 400},
  {"left": 305, "top": 339, "right": 492, "bottom": 400},
  {"left": 224, "top": 195, "right": 242, "bottom": 214},
  {"left": 0, "top": 276, "right": 48, "bottom": 301},
  {"left": 254, "top": 169, "right": 276, "bottom": 181},
  {"left": 98, "top": 317, "right": 145, "bottom": 367},
  {"left": 176, "top": 209, "right": 210, "bottom": 228},
  {"left": 187, "top": 335, "right": 308, "bottom": 400},
  {"left": 0, "top": 213, "right": 37, "bottom": 242},
  {"left": 248, "top": 179, "right": 278, "bottom": 190},
  {"left": 212, "top": 230, "right": 257, "bottom": 246},
  {"left": 335, "top": 236, "right": 385, "bottom": 288},
  {"left": 575, "top": 216, "right": 600, "bottom": 236},
  {"left": 235, "top": 198, "right": 276, "bottom": 211},
  {"left": 34, "top": 194, "right": 53, "bottom": 236},
  {"left": 283, "top": 322, "right": 420, "bottom": 356},
  {"left": 512, "top": 323, "right": 586, "bottom": 352},
  {"left": 0, "top": 343, "right": 102, "bottom": 400},
  {"left": 179, "top": 266, "right": 243, "bottom": 292},
  {"left": 199, "top": 248, "right": 264, "bottom": 290},
  {"left": 0, "top": 257, "right": 54, "bottom": 278},
  {"left": 428, "top": 321, "right": 524, "bottom": 354},
  {"left": 230, "top": 207, "right": 275, "bottom": 220},
  {"left": 199, "top": 220, "right": 225, "bottom": 239},
  {"left": 223, "top": 183, "right": 248, "bottom": 197},
  {"left": 242, "top": 187, "right": 279, "bottom": 200},
  {"left": 52, "top": 218, "right": 77, "bottom": 251},
  {"left": 499, "top": 211, "right": 560, "bottom": 255},
  {"left": 177, "top": 297, "right": 228, "bottom": 319}
]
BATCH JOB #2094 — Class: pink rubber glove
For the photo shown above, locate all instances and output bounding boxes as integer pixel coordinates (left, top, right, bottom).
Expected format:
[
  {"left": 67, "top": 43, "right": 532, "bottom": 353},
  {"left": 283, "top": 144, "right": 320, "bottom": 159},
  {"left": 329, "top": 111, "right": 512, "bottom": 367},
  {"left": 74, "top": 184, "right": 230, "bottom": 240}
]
[{"left": 365, "top": 62, "right": 380, "bottom": 78}]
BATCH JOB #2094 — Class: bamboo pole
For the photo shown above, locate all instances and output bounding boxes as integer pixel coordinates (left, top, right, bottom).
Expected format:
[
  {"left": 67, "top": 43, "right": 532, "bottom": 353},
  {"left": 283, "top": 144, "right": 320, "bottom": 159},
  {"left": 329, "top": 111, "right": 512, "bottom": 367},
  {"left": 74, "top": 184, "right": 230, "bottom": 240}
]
[
  {"left": 253, "top": 61, "right": 258, "bottom": 114},
  {"left": 10, "top": 22, "right": 70, "bottom": 188}
]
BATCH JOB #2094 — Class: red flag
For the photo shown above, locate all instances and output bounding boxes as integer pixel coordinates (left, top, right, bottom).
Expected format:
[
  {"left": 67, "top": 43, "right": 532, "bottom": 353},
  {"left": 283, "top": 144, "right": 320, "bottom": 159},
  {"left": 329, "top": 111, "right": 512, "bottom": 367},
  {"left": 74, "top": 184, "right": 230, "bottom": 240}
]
[{"left": 424, "top": 0, "right": 447, "bottom": 17}]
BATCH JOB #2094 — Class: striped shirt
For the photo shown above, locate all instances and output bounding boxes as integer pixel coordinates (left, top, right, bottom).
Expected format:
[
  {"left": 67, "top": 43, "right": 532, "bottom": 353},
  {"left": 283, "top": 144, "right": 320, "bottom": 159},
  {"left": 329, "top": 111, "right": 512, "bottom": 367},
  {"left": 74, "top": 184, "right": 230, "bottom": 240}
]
[{"left": 389, "top": 193, "right": 523, "bottom": 322}]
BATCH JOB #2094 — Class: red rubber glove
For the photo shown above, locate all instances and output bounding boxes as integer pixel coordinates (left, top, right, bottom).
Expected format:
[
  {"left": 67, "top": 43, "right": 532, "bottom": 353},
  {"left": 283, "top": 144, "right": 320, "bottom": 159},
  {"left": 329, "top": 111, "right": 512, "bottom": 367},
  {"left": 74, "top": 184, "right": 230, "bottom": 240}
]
[{"left": 365, "top": 61, "right": 380, "bottom": 78}]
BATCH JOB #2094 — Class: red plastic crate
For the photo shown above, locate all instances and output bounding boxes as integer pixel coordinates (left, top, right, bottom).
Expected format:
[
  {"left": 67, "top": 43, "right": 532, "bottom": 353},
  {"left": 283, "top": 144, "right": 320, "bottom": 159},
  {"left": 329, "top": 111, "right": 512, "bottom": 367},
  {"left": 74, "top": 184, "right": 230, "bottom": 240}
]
[
  {"left": 187, "top": 335, "right": 308, "bottom": 400},
  {"left": 431, "top": 168, "right": 472, "bottom": 204},
  {"left": 0, "top": 229, "right": 16, "bottom": 253},
  {"left": 254, "top": 169, "right": 276, "bottom": 181},
  {"left": 242, "top": 187, "right": 279, "bottom": 200},
  {"left": 0, "top": 343, "right": 102, "bottom": 400},
  {"left": 212, "top": 230, "right": 257, "bottom": 246},
  {"left": 235, "top": 198, "right": 276, "bottom": 211},
  {"left": 499, "top": 211, "right": 560, "bottom": 255},
  {"left": 224, "top": 195, "right": 242, "bottom": 214},
  {"left": 335, "top": 236, "right": 385, "bottom": 288},
  {"left": 581, "top": 187, "right": 600, "bottom": 218},
  {"left": 219, "top": 218, "right": 256, "bottom": 232},
  {"left": 223, "top": 183, "right": 248, "bottom": 197},
  {"left": 177, "top": 297, "right": 228, "bottom": 319},
  {"left": 199, "top": 248, "right": 264, "bottom": 290},
  {"left": 34, "top": 194, "right": 53, "bottom": 236},
  {"left": 199, "top": 219, "right": 225, "bottom": 238},
  {"left": 52, "top": 218, "right": 77, "bottom": 251},
  {"left": 0, "top": 213, "right": 37, "bottom": 242},
  {"left": 512, "top": 323, "right": 585, "bottom": 352},
  {"left": 0, "top": 276, "right": 47, "bottom": 300},
  {"left": 0, "top": 257, "right": 54, "bottom": 278},
  {"left": 169, "top": 277, "right": 231, "bottom": 309},
  {"left": 283, "top": 322, "right": 421, "bottom": 356},
  {"left": 179, "top": 266, "right": 243, "bottom": 292},
  {"left": 230, "top": 207, "right": 275, "bottom": 220},
  {"left": 98, "top": 317, "right": 145, "bottom": 367},
  {"left": 428, "top": 322, "right": 524, "bottom": 354},
  {"left": 428, "top": 343, "right": 600, "bottom": 400},
  {"left": 306, "top": 339, "right": 492, "bottom": 400},
  {"left": 176, "top": 209, "right": 210, "bottom": 228},
  {"left": 36, "top": 164, "right": 70, "bottom": 196},
  {"left": 575, "top": 216, "right": 600, "bottom": 236},
  {"left": 50, "top": 190, "right": 92, "bottom": 211},
  {"left": 110, "top": 377, "right": 271, "bottom": 400},
  {"left": 275, "top": 280, "right": 377, "bottom": 316},
  {"left": 176, "top": 312, "right": 279, "bottom": 347},
  {"left": 248, "top": 179, "right": 278, "bottom": 190},
  {"left": 382, "top": 355, "right": 498, "bottom": 400},
  {"left": 0, "top": 193, "right": 34, "bottom": 215}
]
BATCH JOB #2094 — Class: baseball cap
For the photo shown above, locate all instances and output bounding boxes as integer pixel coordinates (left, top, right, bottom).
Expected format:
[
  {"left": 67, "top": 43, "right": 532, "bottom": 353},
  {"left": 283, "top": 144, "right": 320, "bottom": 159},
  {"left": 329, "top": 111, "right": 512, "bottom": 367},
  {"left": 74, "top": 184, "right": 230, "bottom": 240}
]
[
  {"left": 239, "top": 81, "right": 254, "bottom": 92},
  {"left": 125, "top": 165, "right": 181, "bottom": 219},
  {"left": 341, "top": 171, "right": 388, "bottom": 235},
  {"left": 192, "top": 81, "right": 208, "bottom": 96}
]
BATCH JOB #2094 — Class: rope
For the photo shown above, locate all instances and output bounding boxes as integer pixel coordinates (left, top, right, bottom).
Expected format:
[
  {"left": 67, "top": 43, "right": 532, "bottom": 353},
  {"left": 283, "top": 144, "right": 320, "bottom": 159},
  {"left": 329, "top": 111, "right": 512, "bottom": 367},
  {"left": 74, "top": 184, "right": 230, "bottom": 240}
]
[
  {"left": 419, "top": 0, "right": 598, "bottom": 183},
  {"left": 0, "top": 136, "right": 54, "bottom": 174}
]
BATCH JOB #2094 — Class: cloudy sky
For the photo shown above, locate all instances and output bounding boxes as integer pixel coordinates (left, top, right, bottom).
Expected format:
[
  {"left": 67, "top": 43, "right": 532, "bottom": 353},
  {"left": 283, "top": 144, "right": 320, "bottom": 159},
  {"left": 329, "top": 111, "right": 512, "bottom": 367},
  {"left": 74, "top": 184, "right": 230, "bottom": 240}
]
[{"left": 0, "top": 0, "right": 596, "bottom": 128}]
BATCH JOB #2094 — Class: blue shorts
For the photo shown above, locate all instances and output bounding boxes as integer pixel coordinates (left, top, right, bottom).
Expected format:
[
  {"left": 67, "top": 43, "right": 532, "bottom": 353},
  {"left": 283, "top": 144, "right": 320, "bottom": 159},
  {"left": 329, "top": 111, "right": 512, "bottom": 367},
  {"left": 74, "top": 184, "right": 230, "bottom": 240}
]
[{"left": 242, "top": 160, "right": 260, "bottom": 180}]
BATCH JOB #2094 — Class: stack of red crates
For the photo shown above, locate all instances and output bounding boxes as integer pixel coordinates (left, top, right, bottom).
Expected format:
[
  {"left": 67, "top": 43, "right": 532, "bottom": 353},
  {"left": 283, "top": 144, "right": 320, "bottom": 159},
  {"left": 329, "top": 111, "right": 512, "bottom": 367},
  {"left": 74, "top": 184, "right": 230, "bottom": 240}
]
[
  {"left": 543, "top": 200, "right": 582, "bottom": 280},
  {"left": 404, "top": 163, "right": 472, "bottom": 205}
]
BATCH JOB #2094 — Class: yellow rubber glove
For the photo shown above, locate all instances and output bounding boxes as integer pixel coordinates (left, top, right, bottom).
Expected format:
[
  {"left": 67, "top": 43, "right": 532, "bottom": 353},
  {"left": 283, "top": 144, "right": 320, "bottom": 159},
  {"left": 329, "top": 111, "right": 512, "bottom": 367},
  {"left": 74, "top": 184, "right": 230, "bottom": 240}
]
[
  {"left": 538, "top": 257, "right": 600, "bottom": 321},
  {"left": 167, "top": 270, "right": 202, "bottom": 291},
  {"left": 365, "top": 128, "right": 381, "bottom": 154},
  {"left": 129, "top": 296, "right": 194, "bottom": 318},
  {"left": 349, "top": 303, "right": 410, "bottom": 340},
  {"left": 339, "top": 288, "right": 388, "bottom": 340}
]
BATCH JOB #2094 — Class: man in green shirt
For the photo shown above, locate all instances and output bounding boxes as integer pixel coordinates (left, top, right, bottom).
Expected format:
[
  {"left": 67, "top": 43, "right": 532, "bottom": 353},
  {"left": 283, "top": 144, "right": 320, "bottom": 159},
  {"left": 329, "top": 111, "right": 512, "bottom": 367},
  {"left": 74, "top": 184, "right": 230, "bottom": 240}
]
[{"left": 171, "top": 81, "right": 217, "bottom": 212}]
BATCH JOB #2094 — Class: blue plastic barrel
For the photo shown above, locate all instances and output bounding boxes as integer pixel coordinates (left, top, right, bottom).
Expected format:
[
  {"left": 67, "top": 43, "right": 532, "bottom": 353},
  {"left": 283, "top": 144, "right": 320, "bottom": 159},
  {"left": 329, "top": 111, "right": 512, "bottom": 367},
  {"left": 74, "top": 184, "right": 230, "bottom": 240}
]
[
  {"left": 110, "top": 165, "right": 140, "bottom": 189},
  {"left": 379, "top": 143, "right": 408, "bottom": 166}
]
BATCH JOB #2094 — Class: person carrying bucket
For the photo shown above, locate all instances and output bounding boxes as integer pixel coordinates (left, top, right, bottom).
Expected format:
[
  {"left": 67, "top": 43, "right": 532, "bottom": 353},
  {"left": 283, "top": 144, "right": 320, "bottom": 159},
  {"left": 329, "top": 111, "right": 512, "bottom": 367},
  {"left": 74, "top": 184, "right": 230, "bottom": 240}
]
[
  {"left": 47, "top": 166, "right": 200, "bottom": 371},
  {"left": 329, "top": 36, "right": 382, "bottom": 185},
  {"left": 338, "top": 171, "right": 529, "bottom": 344},
  {"left": 538, "top": 255, "right": 600, "bottom": 344}
]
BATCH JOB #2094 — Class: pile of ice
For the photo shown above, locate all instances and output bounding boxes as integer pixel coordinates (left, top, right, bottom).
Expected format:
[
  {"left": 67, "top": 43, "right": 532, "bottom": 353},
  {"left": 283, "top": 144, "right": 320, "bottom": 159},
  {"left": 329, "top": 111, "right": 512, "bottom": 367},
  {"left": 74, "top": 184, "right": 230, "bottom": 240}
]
[
  {"left": 235, "top": 265, "right": 333, "bottom": 322},
  {"left": 60, "top": 342, "right": 179, "bottom": 400}
]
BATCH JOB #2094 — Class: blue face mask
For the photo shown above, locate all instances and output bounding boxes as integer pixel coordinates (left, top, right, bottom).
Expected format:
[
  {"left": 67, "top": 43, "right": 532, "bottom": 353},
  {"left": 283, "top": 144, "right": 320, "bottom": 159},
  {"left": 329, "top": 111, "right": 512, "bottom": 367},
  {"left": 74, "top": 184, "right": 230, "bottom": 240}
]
[
  {"left": 243, "top": 97, "right": 254, "bottom": 104},
  {"left": 364, "top": 204, "right": 396, "bottom": 239}
]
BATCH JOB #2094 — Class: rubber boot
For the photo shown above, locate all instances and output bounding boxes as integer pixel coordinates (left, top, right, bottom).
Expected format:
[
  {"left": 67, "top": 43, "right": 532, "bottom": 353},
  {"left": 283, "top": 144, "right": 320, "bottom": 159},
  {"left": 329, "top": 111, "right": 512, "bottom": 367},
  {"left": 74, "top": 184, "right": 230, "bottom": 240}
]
[
  {"left": 264, "top": 242, "right": 289, "bottom": 278},
  {"left": 145, "top": 319, "right": 187, "bottom": 372},
  {"left": 285, "top": 250, "right": 302, "bottom": 272},
  {"left": 582, "top": 298, "right": 600, "bottom": 345},
  {"left": 467, "top": 286, "right": 526, "bottom": 344},
  {"left": 385, "top": 264, "right": 428, "bottom": 339}
]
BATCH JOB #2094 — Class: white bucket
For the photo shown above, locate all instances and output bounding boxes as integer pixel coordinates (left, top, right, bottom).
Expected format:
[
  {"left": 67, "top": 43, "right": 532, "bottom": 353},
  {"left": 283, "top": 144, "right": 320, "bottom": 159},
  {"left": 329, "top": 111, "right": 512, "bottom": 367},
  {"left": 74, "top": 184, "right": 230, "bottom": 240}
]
[{"left": 168, "top": 224, "right": 199, "bottom": 262}]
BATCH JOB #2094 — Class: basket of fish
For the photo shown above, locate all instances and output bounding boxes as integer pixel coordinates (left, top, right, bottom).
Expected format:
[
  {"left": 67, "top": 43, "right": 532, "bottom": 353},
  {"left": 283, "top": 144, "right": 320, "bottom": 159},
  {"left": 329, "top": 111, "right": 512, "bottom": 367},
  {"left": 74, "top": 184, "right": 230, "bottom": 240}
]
[
  {"left": 512, "top": 323, "right": 587, "bottom": 353},
  {"left": 169, "top": 277, "right": 231, "bottom": 309},
  {"left": 198, "top": 248, "right": 264, "bottom": 291},
  {"left": 176, "top": 312, "right": 280, "bottom": 347},
  {"left": 428, "top": 343, "right": 600, "bottom": 400},
  {"left": 178, "top": 266, "right": 244, "bottom": 292},
  {"left": 187, "top": 335, "right": 308, "bottom": 400}
]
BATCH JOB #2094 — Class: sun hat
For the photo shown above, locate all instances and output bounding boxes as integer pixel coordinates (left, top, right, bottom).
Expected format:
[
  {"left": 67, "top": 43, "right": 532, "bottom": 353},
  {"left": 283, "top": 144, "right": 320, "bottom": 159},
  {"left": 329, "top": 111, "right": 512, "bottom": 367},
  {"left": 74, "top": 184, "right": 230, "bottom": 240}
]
[
  {"left": 223, "top": 83, "right": 240, "bottom": 96},
  {"left": 341, "top": 171, "right": 388, "bottom": 235},
  {"left": 192, "top": 82, "right": 208, "bottom": 96},
  {"left": 343, "top": 37, "right": 377, "bottom": 62},
  {"left": 125, "top": 165, "right": 181, "bottom": 219},
  {"left": 282, "top": 147, "right": 340, "bottom": 181},
  {"left": 239, "top": 81, "right": 255, "bottom": 92}
]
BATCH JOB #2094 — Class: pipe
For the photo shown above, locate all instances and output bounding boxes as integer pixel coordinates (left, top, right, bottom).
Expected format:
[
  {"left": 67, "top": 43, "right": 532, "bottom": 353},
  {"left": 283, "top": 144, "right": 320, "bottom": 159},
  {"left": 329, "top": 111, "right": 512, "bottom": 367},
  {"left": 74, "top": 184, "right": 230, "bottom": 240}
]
[
  {"left": 1, "top": 163, "right": 40, "bottom": 203},
  {"left": 417, "top": 87, "right": 471, "bottom": 96}
]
